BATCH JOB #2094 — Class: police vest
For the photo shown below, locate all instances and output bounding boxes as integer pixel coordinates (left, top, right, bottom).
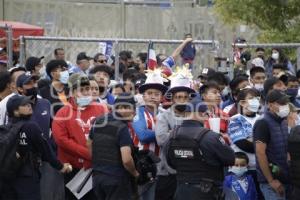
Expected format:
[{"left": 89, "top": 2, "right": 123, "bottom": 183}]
[
  {"left": 289, "top": 126, "right": 300, "bottom": 187},
  {"left": 92, "top": 117, "right": 127, "bottom": 166},
  {"left": 167, "top": 126, "right": 224, "bottom": 184}
]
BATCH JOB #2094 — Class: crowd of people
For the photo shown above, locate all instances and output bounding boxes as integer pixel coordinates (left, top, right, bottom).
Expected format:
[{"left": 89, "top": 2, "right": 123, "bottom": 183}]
[{"left": 0, "top": 36, "right": 300, "bottom": 200}]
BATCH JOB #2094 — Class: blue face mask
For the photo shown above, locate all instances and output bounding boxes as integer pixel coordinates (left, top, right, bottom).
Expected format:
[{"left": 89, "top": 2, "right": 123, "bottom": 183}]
[
  {"left": 286, "top": 88, "right": 298, "bottom": 98},
  {"left": 76, "top": 96, "right": 92, "bottom": 107},
  {"left": 59, "top": 71, "right": 69, "bottom": 84},
  {"left": 229, "top": 166, "right": 248, "bottom": 177}
]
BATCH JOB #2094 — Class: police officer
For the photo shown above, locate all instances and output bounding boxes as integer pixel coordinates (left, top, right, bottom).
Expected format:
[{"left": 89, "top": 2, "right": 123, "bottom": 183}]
[
  {"left": 1, "top": 95, "right": 72, "bottom": 200},
  {"left": 87, "top": 93, "right": 139, "bottom": 200},
  {"left": 167, "top": 97, "right": 235, "bottom": 200}
]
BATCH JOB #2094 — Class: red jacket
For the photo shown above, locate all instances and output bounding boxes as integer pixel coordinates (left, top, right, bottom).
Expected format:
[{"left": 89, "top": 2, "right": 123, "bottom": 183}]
[{"left": 52, "top": 98, "right": 108, "bottom": 169}]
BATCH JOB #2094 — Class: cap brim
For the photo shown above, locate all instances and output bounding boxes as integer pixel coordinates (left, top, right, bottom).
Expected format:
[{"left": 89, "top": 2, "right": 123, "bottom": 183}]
[
  {"left": 139, "top": 83, "right": 168, "bottom": 94},
  {"left": 23, "top": 75, "right": 39, "bottom": 85},
  {"left": 20, "top": 96, "right": 33, "bottom": 105},
  {"left": 276, "top": 95, "right": 290, "bottom": 104}
]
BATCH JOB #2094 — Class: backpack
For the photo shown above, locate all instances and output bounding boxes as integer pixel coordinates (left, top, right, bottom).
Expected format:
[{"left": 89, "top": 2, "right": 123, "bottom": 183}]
[{"left": 0, "top": 121, "right": 25, "bottom": 179}]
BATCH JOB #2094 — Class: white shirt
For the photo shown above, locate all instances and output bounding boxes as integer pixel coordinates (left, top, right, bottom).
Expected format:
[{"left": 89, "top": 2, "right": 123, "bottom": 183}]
[{"left": 0, "top": 93, "right": 16, "bottom": 125}]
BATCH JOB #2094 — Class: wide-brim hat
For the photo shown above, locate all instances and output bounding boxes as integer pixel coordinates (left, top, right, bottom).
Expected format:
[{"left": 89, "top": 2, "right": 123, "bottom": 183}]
[{"left": 138, "top": 83, "right": 168, "bottom": 94}]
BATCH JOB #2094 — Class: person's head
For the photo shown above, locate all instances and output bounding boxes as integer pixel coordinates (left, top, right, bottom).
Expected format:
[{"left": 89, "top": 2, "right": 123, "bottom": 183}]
[
  {"left": 119, "top": 50, "right": 133, "bottom": 68},
  {"left": 185, "top": 97, "right": 208, "bottom": 123},
  {"left": 76, "top": 52, "right": 92, "bottom": 71},
  {"left": 68, "top": 74, "right": 92, "bottom": 107},
  {"left": 9, "top": 67, "right": 26, "bottom": 92},
  {"left": 6, "top": 95, "right": 33, "bottom": 119},
  {"left": 264, "top": 77, "right": 287, "bottom": 96},
  {"left": 142, "top": 88, "right": 163, "bottom": 109},
  {"left": 184, "top": 33, "right": 192, "bottom": 39},
  {"left": 207, "top": 71, "right": 228, "bottom": 91},
  {"left": 46, "top": 59, "right": 69, "bottom": 83},
  {"left": 89, "top": 77, "right": 100, "bottom": 102},
  {"left": 272, "top": 63, "right": 287, "bottom": 77},
  {"left": 229, "top": 75, "right": 249, "bottom": 100},
  {"left": 229, "top": 152, "right": 249, "bottom": 177},
  {"left": 111, "top": 84, "right": 126, "bottom": 97},
  {"left": 54, "top": 48, "right": 65, "bottom": 60},
  {"left": 266, "top": 89, "right": 290, "bottom": 118},
  {"left": 0, "top": 60, "right": 7, "bottom": 72},
  {"left": 113, "top": 93, "right": 136, "bottom": 121},
  {"left": 286, "top": 76, "right": 299, "bottom": 99},
  {"left": 251, "top": 57, "right": 264, "bottom": 69},
  {"left": 200, "top": 82, "right": 221, "bottom": 106},
  {"left": 25, "top": 56, "right": 44, "bottom": 77},
  {"left": 255, "top": 47, "right": 265, "bottom": 60},
  {"left": 250, "top": 67, "right": 266, "bottom": 91},
  {"left": 93, "top": 53, "right": 107, "bottom": 65},
  {"left": 16, "top": 72, "right": 39, "bottom": 101},
  {"left": 89, "top": 65, "right": 113, "bottom": 90},
  {"left": 123, "top": 69, "right": 144, "bottom": 93},
  {"left": 198, "top": 68, "right": 216, "bottom": 85},
  {"left": 271, "top": 48, "right": 281, "bottom": 61},
  {"left": 0, "top": 71, "right": 12, "bottom": 96},
  {"left": 237, "top": 88, "right": 260, "bottom": 114},
  {"left": 136, "top": 52, "right": 147, "bottom": 73}
]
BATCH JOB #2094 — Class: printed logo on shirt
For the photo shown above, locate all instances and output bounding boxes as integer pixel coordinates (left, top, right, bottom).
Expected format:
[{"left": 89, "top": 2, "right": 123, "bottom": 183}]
[
  {"left": 174, "top": 149, "right": 194, "bottom": 159},
  {"left": 75, "top": 116, "right": 96, "bottom": 133},
  {"left": 19, "top": 132, "right": 28, "bottom": 145},
  {"left": 41, "top": 110, "right": 48, "bottom": 116}
]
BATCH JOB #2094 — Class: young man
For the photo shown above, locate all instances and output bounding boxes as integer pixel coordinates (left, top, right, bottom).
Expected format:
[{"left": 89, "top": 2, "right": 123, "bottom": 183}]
[
  {"left": 201, "top": 82, "right": 230, "bottom": 144},
  {"left": 286, "top": 75, "right": 300, "bottom": 108},
  {"left": 69, "top": 52, "right": 92, "bottom": 75},
  {"left": 25, "top": 56, "right": 44, "bottom": 78},
  {"left": 1, "top": 95, "right": 72, "bottom": 200},
  {"left": 155, "top": 71, "right": 195, "bottom": 200},
  {"left": 93, "top": 53, "right": 108, "bottom": 65},
  {"left": 250, "top": 66, "right": 266, "bottom": 92},
  {"left": 89, "top": 64, "right": 115, "bottom": 105},
  {"left": 132, "top": 70, "right": 168, "bottom": 200},
  {"left": 39, "top": 59, "right": 70, "bottom": 115},
  {"left": 88, "top": 93, "right": 139, "bottom": 200},
  {"left": 52, "top": 74, "right": 108, "bottom": 200},
  {"left": 254, "top": 90, "right": 290, "bottom": 200}
]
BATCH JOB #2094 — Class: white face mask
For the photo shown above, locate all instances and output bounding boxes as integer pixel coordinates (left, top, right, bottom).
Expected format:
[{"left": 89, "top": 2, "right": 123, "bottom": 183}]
[
  {"left": 276, "top": 104, "right": 290, "bottom": 118},
  {"left": 247, "top": 98, "right": 260, "bottom": 113},
  {"left": 253, "top": 84, "right": 264, "bottom": 92},
  {"left": 229, "top": 166, "right": 248, "bottom": 177},
  {"left": 272, "top": 52, "right": 279, "bottom": 60}
]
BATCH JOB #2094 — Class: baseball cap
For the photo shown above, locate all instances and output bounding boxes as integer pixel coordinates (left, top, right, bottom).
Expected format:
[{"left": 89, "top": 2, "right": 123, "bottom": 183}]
[
  {"left": 251, "top": 58, "right": 265, "bottom": 69},
  {"left": 264, "top": 77, "right": 287, "bottom": 95},
  {"left": 185, "top": 97, "right": 208, "bottom": 113},
  {"left": 6, "top": 95, "right": 32, "bottom": 117},
  {"left": 198, "top": 68, "right": 216, "bottom": 79},
  {"left": 266, "top": 89, "right": 290, "bottom": 104},
  {"left": 16, "top": 72, "right": 39, "bottom": 88},
  {"left": 68, "top": 73, "right": 90, "bottom": 89},
  {"left": 25, "top": 56, "right": 44, "bottom": 71},
  {"left": 76, "top": 52, "right": 92, "bottom": 62}
]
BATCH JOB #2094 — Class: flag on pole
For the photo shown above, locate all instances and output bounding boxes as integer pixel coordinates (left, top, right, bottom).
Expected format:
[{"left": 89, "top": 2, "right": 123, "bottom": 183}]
[{"left": 147, "top": 41, "right": 157, "bottom": 70}]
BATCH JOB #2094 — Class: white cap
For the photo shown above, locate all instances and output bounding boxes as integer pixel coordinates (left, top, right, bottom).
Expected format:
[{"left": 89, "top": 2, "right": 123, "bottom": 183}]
[{"left": 251, "top": 57, "right": 265, "bottom": 69}]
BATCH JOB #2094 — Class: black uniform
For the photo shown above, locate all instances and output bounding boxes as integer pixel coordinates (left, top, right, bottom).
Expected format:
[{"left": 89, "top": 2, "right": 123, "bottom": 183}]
[
  {"left": 289, "top": 126, "right": 300, "bottom": 200},
  {"left": 1, "top": 119, "right": 63, "bottom": 200},
  {"left": 167, "top": 120, "right": 235, "bottom": 200}
]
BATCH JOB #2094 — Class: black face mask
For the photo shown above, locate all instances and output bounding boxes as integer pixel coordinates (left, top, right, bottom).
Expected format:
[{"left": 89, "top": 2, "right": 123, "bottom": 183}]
[
  {"left": 174, "top": 104, "right": 187, "bottom": 112},
  {"left": 25, "top": 87, "right": 38, "bottom": 100},
  {"left": 19, "top": 114, "right": 32, "bottom": 121},
  {"left": 99, "top": 86, "right": 105, "bottom": 93}
]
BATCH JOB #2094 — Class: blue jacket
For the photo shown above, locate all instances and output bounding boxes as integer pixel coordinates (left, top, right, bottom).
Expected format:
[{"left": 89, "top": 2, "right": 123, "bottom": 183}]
[
  {"left": 132, "top": 106, "right": 156, "bottom": 144},
  {"left": 224, "top": 173, "right": 257, "bottom": 200}
]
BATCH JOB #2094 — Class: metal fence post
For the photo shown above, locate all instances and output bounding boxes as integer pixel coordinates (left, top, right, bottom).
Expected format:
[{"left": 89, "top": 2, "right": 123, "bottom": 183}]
[
  {"left": 19, "top": 36, "right": 25, "bottom": 67},
  {"left": 6, "top": 25, "right": 13, "bottom": 69},
  {"left": 114, "top": 40, "right": 120, "bottom": 82}
]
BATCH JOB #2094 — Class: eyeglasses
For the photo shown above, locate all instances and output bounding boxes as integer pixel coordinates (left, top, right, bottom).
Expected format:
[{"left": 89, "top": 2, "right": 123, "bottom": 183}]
[{"left": 97, "top": 59, "right": 107, "bottom": 63}]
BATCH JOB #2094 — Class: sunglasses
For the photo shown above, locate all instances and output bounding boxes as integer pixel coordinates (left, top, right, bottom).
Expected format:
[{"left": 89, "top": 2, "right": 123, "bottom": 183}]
[{"left": 97, "top": 59, "right": 107, "bottom": 63}]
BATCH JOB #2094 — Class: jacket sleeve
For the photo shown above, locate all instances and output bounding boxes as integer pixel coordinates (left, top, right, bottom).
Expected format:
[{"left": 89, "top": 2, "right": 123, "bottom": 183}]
[
  {"left": 52, "top": 109, "right": 91, "bottom": 161},
  {"left": 155, "top": 112, "right": 171, "bottom": 146},
  {"left": 132, "top": 109, "right": 156, "bottom": 144}
]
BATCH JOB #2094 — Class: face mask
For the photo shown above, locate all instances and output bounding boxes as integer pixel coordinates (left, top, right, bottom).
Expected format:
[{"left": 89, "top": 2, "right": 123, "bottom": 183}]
[
  {"left": 76, "top": 96, "right": 92, "bottom": 107},
  {"left": 276, "top": 104, "right": 290, "bottom": 118},
  {"left": 253, "top": 84, "right": 264, "bottom": 92},
  {"left": 229, "top": 166, "right": 248, "bottom": 177},
  {"left": 221, "top": 87, "right": 230, "bottom": 97},
  {"left": 174, "top": 104, "right": 186, "bottom": 112},
  {"left": 25, "top": 87, "right": 38, "bottom": 100},
  {"left": 19, "top": 114, "right": 32, "bottom": 120},
  {"left": 286, "top": 88, "right": 298, "bottom": 98},
  {"left": 59, "top": 71, "right": 69, "bottom": 84},
  {"left": 247, "top": 98, "right": 260, "bottom": 113},
  {"left": 272, "top": 52, "right": 279, "bottom": 60}
]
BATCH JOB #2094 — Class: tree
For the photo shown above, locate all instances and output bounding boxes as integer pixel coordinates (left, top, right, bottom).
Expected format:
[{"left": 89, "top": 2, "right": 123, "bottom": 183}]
[{"left": 214, "top": 0, "right": 300, "bottom": 58}]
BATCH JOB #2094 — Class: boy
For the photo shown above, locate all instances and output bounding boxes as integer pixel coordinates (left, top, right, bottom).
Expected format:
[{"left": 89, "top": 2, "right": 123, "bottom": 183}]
[{"left": 224, "top": 152, "right": 257, "bottom": 200}]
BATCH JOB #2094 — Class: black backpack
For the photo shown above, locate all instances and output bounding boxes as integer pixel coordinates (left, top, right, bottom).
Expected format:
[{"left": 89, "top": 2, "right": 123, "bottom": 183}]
[{"left": 0, "top": 121, "right": 25, "bottom": 179}]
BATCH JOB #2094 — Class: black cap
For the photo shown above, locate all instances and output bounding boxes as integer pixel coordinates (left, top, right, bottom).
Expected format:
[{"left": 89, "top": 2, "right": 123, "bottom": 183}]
[
  {"left": 185, "top": 97, "right": 208, "bottom": 113},
  {"left": 6, "top": 95, "right": 32, "bottom": 117},
  {"left": 76, "top": 52, "right": 92, "bottom": 62},
  {"left": 46, "top": 59, "right": 68, "bottom": 78},
  {"left": 8, "top": 66, "right": 26, "bottom": 75},
  {"left": 114, "top": 93, "right": 136, "bottom": 108},
  {"left": 16, "top": 72, "right": 39, "bottom": 88},
  {"left": 198, "top": 68, "right": 216, "bottom": 79},
  {"left": 234, "top": 37, "right": 246, "bottom": 43},
  {"left": 266, "top": 89, "right": 290, "bottom": 104},
  {"left": 25, "top": 56, "right": 44, "bottom": 71},
  {"left": 89, "top": 65, "right": 113, "bottom": 78}
]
